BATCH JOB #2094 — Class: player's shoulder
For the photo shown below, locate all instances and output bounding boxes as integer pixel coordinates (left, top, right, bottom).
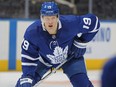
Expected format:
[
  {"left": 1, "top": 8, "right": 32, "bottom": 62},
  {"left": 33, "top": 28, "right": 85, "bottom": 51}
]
[
  {"left": 59, "top": 15, "right": 79, "bottom": 23},
  {"left": 81, "top": 13, "right": 97, "bottom": 18},
  {"left": 79, "top": 13, "right": 100, "bottom": 32},
  {"left": 59, "top": 14, "right": 98, "bottom": 23},
  {"left": 25, "top": 19, "right": 42, "bottom": 35},
  {"left": 80, "top": 13, "right": 99, "bottom": 23},
  {"left": 26, "top": 19, "right": 41, "bottom": 32},
  {"left": 24, "top": 19, "right": 42, "bottom": 40}
]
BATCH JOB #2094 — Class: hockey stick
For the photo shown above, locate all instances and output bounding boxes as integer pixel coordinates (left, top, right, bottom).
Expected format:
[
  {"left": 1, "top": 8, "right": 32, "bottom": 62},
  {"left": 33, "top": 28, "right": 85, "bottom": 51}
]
[{"left": 33, "top": 54, "right": 74, "bottom": 87}]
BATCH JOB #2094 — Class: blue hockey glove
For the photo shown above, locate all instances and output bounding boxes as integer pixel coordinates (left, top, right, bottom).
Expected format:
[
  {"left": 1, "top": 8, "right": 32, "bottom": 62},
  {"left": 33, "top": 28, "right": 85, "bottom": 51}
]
[
  {"left": 15, "top": 72, "right": 42, "bottom": 87},
  {"left": 15, "top": 77, "right": 33, "bottom": 87},
  {"left": 20, "top": 78, "right": 32, "bottom": 87},
  {"left": 70, "top": 40, "right": 86, "bottom": 58}
]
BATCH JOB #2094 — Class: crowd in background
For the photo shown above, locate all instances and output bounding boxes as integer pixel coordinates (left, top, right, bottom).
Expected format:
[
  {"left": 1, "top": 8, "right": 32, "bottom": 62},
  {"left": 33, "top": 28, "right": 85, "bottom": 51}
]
[{"left": 0, "top": 0, "right": 116, "bottom": 20}]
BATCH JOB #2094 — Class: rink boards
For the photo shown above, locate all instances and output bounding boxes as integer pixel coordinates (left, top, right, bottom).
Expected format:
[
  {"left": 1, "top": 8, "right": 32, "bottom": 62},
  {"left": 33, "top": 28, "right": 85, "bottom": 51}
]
[{"left": 0, "top": 19, "right": 116, "bottom": 71}]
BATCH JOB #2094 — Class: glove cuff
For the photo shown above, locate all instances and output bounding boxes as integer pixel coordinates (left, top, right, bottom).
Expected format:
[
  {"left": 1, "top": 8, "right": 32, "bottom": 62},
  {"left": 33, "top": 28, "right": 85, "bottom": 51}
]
[
  {"left": 20, "top": 78, "right": 33, "bottom": 85},
  {"left": 73, "top": 40, "right": 87, "bottom": 49}
]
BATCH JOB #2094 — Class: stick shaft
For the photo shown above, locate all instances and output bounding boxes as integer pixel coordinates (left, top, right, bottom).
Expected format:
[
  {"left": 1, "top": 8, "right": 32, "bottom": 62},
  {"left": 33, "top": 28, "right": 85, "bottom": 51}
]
[{"left": 33, "top": 55, "right": 74, "bottom": 87}]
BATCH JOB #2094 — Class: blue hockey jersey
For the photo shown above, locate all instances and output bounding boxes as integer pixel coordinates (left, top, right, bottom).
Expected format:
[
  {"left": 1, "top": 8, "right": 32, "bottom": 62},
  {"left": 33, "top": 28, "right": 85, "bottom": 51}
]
[{"left": 21, "top": 14, "right": 100, "bottom": 76}]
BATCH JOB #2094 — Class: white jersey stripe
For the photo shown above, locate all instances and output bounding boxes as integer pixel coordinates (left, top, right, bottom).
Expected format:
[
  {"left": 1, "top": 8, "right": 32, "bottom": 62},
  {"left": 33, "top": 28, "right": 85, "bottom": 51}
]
[
  {"left": 21, "top": 54, "right": 39, "bottom": 61},
  {"left": 22, "top": 62, "right": 37, "bottom": 66},
  {"left": 20, "top": 78, "right": 33, "bottom": 85},
  {"left": 73, "top": 40, "right": 87, "bottom": 48},
  {"left": 21, "top": 54, "right": 52, "bottom": 67},
  {"left": 90, "top": 16, "right": 99, "bottom": 33}
]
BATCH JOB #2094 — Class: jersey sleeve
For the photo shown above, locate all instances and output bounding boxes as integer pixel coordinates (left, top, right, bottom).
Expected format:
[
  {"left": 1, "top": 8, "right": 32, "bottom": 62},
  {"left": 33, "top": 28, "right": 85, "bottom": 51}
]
[
  {"left": 21, "top": 30, "right": 40, "bottom": 77},
  {"left": 76, "top": 14, "right": 100, "bottom": 42}
]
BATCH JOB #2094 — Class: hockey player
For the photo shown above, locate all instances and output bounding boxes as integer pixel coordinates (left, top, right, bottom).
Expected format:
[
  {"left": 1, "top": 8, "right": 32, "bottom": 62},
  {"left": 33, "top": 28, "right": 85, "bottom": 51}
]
[
  {"left": 16, "top": 1, "right": 100, "bottom": 87},
  {"left": 101, "top": 55, "right": 116, "bottom": 87}
]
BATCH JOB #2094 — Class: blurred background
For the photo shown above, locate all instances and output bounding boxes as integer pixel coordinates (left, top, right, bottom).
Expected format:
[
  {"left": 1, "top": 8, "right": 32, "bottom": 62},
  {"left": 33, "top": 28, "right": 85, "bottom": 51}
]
[
  {"left": 0, "top": 0, "right": 116, "bottom": 87},
  {"left": 0, "top": 0, "right": 116, "bottom": 19}
]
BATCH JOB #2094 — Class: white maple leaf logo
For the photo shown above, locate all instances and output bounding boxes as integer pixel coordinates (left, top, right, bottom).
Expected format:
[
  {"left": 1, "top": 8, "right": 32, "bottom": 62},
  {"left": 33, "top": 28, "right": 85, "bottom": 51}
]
[{"left": 47, "top": 46, "right": 68, "bottom": 64}]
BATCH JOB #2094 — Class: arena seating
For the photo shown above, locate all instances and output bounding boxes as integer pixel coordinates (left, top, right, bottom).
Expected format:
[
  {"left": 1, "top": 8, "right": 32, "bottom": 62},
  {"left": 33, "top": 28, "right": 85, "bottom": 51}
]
[{"left": 0, "top": 0, "right": 116, "bottom": 20}]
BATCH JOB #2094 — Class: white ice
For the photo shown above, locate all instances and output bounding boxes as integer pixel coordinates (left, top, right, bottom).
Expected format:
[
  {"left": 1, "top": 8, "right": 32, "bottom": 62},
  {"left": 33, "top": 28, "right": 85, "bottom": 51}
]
[{"left": 0, "top": 70, "right": 102, "bottom": 87}]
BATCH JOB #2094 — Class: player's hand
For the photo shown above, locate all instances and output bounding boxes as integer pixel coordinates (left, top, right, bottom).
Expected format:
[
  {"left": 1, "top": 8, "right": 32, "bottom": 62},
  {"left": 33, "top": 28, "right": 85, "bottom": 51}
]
[
  {"left": 70, "top": 40, "right": 86, "bottom": 58},
  {"left": 21, "top": 83, "right": 32, "bottom": 87},
  {"left": 15, "top": 77, "right": 33, "bottom": 87},
  {"left": 20, "top": 78, "right": 33, "bottom": 87}
]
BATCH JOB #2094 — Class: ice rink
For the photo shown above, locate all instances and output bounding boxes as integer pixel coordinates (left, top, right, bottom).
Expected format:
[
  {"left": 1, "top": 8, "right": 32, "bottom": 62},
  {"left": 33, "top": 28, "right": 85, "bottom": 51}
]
[{"left": 0, "top": 70, "right": 102, "bottom": 87}]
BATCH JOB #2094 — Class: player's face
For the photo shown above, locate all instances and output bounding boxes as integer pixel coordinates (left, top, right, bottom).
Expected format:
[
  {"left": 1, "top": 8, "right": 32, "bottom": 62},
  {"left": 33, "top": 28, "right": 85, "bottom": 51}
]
[{"left": 42, "top": 15, "right": 58, "bottom": 34}]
